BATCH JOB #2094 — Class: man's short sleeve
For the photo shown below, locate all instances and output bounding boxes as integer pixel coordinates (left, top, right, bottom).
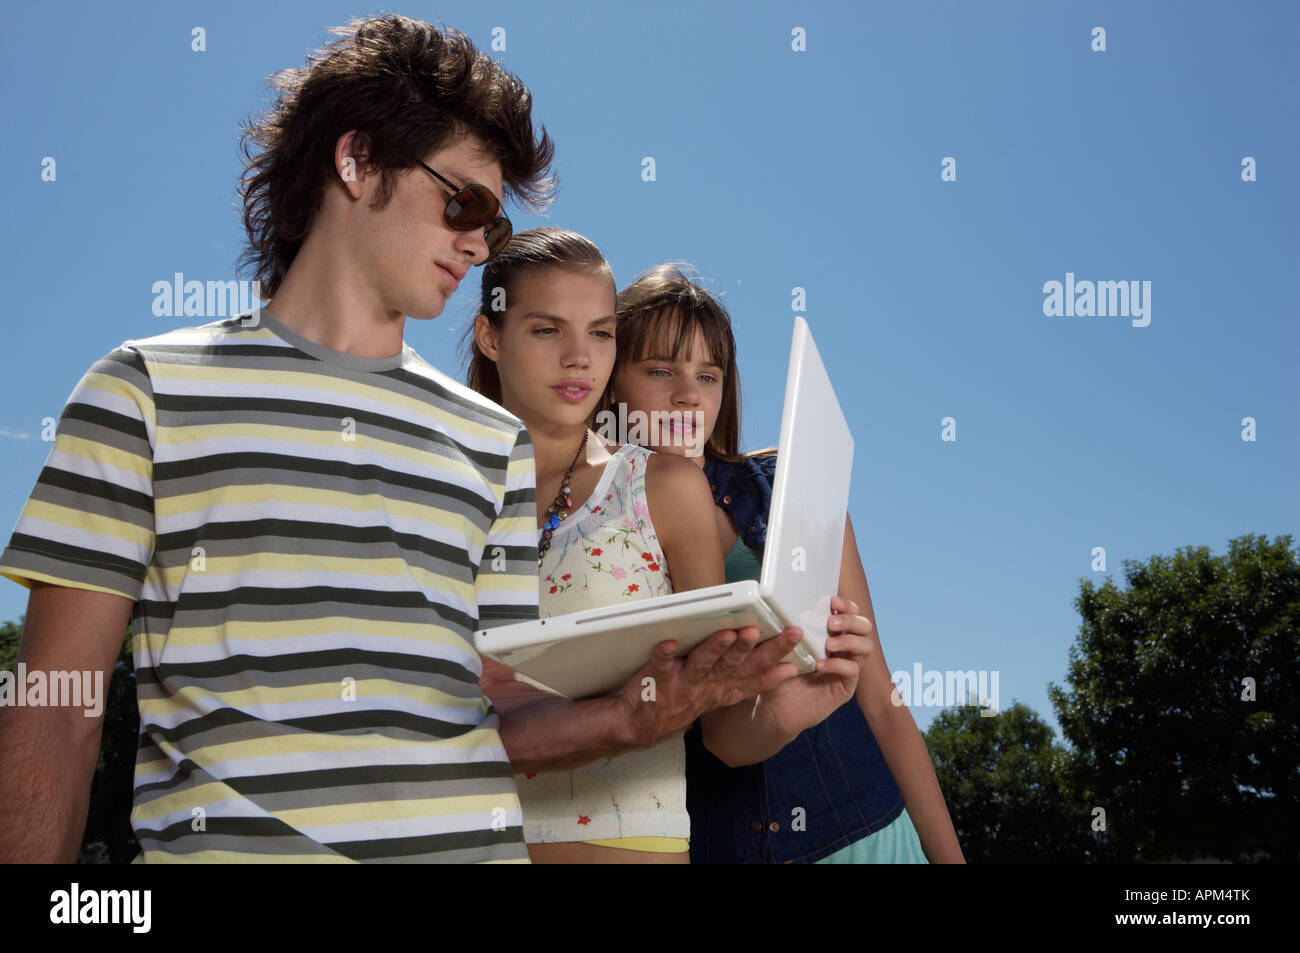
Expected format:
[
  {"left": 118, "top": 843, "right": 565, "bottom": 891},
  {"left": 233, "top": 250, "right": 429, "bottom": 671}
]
[
  {"left": 0, "top": 346, "right": 156, "bottom": 602},
  {"left": 474, "top": 425, "right": 539, "bottom": 629}
]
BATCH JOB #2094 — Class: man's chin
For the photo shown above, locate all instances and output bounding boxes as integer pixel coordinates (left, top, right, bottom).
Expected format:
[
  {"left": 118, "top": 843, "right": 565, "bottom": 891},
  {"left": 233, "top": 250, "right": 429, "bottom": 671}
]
[
  {"left": 404, "top": 300, "right": 447, "bottom": 321},
  {"left": 405, "top": 303, "right": 444, "bottom": 321}
]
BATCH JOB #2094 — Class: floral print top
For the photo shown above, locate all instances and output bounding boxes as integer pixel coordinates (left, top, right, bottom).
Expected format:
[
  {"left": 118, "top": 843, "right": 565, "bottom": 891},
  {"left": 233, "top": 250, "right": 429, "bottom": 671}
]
[
  {"left": 538, "top": 443, "right": 674, "bottom": 614},
  {"left": 516, "top": 443, "right": 689, "bottom": 845}
]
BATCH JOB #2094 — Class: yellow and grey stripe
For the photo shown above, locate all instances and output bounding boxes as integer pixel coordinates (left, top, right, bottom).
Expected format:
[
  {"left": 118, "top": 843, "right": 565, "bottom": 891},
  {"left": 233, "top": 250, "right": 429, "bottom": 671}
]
[{"left": 0, "top": 310, "right": 538, "bottom": 862}]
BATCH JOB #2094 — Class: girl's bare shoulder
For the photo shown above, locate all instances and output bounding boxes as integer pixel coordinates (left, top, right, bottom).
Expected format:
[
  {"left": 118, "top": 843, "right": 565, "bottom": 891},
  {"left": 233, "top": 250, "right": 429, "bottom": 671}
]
[{"left": 642, "top": 449, "right": 711, "bottom": 497}]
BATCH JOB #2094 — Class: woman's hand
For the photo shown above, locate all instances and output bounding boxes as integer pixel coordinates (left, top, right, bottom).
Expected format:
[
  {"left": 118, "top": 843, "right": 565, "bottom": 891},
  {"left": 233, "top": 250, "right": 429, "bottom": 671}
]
[
  {"left": 759, "top": 595, "right": 876, "bottom": 739},
  {"left": 699, "top": 597, "right": 878, "bottom": 766}
]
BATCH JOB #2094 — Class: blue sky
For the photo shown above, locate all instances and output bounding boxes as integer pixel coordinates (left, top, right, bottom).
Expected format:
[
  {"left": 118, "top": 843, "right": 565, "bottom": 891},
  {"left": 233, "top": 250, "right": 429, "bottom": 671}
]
[{"left": 1, "top": 1, "right": 1295, "bottom": 737}]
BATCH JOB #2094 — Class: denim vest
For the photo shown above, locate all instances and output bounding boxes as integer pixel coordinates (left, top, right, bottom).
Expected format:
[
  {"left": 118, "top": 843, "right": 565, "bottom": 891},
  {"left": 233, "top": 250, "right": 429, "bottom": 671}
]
[{"left": 685, "top": 453, "right": 906, "bottom": 863}]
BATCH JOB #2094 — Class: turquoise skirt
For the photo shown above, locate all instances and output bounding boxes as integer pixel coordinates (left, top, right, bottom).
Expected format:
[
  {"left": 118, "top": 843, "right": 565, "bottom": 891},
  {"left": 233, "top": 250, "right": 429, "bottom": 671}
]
[{"left": 815, "top": 808, "right": 929, "bottom": 864}]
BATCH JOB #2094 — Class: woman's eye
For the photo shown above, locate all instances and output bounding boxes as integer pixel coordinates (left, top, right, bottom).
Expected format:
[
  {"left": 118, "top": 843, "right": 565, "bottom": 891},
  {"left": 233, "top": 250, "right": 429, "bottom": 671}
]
[
  {"left": 699, "top": 375, "right": 719, "bottom": 384},
  {"left": 532, "top": 327, "right": 557, "bottom": 336},
  {"left": 649, "top": 368, "right": 671, "bottom": 378},
  {"left": 593, "top": 330, "right": 615, "bottom": 340}
]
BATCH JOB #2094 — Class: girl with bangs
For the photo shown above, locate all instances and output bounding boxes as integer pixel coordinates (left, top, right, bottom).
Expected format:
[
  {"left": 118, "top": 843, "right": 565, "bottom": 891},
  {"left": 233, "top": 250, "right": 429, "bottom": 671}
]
[
  {"left": 463, "top": 231, "right": 878, "bottom": 863},
  {"left": 606, "top": 263, "right": 965, "bottom": 864}
]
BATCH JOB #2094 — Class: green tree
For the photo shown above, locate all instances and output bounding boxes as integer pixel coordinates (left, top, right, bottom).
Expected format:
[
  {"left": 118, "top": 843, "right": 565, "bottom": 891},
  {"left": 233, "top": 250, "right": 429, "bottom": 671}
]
[
  {"left": 925, "top": 701, "right": 1104, "bottom": 862},
  {"left": 1048, "top": 533, "right": 1299, "bottom": 863},
  {"left": 0, "top": 616, "right": 21, "bottom": 672}
]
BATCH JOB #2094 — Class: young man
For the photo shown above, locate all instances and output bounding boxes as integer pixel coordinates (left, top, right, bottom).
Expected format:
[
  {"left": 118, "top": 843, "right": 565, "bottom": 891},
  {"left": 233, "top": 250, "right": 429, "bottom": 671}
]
[{"left": 0, "top": 15, "right": 797, "bottom": 864}]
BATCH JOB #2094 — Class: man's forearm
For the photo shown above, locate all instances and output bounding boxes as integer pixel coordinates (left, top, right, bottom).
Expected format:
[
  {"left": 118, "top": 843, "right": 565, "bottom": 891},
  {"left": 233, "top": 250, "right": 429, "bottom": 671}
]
[
  {"left": 0, "top": 708, "right": 103, "bottom": 862},
  {"left": 495, "top": 691, "right": 643, "bottom": 774}
]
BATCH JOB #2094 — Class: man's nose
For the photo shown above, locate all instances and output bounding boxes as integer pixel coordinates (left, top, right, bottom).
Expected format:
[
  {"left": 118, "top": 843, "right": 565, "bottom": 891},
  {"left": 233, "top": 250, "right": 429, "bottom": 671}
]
[{"left": 453, "top": 228, "right": 491, "bottom": 267}]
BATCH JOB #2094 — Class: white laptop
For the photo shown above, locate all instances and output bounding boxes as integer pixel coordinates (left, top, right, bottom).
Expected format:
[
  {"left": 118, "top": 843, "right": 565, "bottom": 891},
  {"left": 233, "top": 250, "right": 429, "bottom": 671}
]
[{"left": 474, "top": 316, "right": 854, "bottom": 699}]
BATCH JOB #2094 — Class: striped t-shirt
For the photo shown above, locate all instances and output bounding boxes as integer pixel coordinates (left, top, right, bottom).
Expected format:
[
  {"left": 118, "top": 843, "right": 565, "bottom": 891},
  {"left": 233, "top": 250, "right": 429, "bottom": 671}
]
[{"left": 0, "top": 308, "right": 539, "bottom": 863}]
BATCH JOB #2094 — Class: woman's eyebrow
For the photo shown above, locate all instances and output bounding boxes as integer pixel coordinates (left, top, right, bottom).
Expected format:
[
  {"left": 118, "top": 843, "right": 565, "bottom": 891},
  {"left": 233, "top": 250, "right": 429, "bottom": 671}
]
[
  {"left": 522, "top": 312, "right": 617, "bottom": 325},
  {"left": 637, "top": 353, "right": 723, "bottom": 369}
]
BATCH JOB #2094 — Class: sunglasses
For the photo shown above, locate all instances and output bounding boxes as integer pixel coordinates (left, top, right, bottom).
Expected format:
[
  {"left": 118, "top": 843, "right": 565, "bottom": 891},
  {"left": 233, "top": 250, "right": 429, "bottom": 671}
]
[{"left": 412, "top": 159, "right": 512, "bottom": 261}]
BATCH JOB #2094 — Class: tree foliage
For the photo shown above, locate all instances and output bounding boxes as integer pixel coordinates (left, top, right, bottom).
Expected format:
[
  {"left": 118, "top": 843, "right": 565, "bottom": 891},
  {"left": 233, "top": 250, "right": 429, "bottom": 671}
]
[
  {"left": 925, "top": 702, "right": 1107, "bottom": 862},
  {"left": 1048, "top": 533, "right": 1299, "bottom": 862}
]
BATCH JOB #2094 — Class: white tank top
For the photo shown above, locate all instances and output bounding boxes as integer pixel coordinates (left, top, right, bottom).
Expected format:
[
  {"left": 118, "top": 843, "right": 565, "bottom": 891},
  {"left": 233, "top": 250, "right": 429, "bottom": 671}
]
[{"left": 515, "top": 443, "right": 689, "bottom": 843}]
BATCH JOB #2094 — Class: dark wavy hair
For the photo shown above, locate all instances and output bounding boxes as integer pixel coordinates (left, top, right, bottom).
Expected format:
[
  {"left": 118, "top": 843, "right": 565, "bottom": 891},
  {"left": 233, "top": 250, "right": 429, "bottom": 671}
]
[
  {"left": 608, "top": 263, "right": 747, "bottom": 463},
  {"left": 462, "top": 227, "right": 613, "bottom": 406},
  {"left": 237, "top": 15, "right": 557, "bottom": 297}
]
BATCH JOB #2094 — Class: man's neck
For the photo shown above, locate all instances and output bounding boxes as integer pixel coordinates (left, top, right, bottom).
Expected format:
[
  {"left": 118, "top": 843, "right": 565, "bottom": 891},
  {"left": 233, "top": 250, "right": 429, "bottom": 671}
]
[{"left": 263, "top": 231, "right": 406, "bottom": 359}]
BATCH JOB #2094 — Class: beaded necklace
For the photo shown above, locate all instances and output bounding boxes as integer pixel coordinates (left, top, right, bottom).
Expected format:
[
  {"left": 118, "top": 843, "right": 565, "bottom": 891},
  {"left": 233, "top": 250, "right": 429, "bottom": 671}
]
[{"left": 538, "top": 427, "right": 589, "bottom": 566}]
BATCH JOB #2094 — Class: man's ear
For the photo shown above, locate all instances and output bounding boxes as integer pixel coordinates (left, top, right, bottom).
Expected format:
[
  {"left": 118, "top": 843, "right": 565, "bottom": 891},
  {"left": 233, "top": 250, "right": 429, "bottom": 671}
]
[
  {"left": 474, "top": 313, "right": 502, "bottom": 361},
  {"left": 334, "top": 130, "right": 373, "bottom": 199}
]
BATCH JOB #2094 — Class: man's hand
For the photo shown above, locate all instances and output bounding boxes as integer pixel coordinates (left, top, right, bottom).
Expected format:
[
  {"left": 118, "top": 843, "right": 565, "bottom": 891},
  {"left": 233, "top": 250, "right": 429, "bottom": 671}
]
[
  {"left": 616, "top": 624, "right": 802, "bottom": 749},
  {"left": 485, "top": 625, "right": 801, "bottom": 774}
]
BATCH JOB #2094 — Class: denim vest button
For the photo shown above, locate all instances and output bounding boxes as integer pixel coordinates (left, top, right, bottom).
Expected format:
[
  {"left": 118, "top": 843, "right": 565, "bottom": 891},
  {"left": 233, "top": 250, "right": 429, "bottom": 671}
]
[
  {"left": 750, "top": 821, "right": 762, "bottom": 832},
  {"left": 723, "top": 495, "right": 732, "bottom": 504},
  {"left": 768, "top": 821, "right": 780, "bottom": 832}
]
